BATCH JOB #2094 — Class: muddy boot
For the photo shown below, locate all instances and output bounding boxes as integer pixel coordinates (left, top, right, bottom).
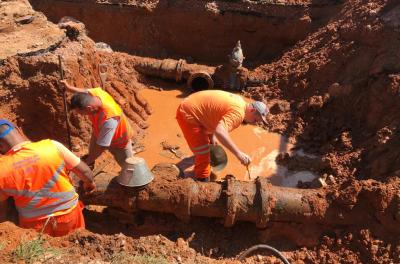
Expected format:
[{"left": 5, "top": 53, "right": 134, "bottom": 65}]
[
  {"left": 196, "top": 177, "right": 210, "bottom": 182},
  {"left": 210, "top": 171, "right": 218, "bottom": 181}
]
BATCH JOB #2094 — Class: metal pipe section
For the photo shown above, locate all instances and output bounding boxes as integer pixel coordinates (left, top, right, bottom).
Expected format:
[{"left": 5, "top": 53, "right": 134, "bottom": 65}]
[
  {"left": 80, "top": 167, "right": 399, "bottom": 233},
  {"left": 130, "top": 56, "right": 215, "bottom": 90}
]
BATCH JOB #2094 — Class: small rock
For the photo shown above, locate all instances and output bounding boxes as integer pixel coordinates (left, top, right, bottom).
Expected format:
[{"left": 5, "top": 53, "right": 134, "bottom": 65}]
[
  {"left": 15, "top": 15, "right": 34, "bottom": 25},
  {"left": 176, "top": 237, "right": 187, "bottom": 248},
  {"left": 270, "top": 100, "right": 290, "bottom": 114}
]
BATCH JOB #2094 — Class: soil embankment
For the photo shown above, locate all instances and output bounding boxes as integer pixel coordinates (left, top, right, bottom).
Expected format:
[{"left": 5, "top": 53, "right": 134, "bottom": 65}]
[{"left": 30, "top": 0, "right": 341, "bottom": 65}]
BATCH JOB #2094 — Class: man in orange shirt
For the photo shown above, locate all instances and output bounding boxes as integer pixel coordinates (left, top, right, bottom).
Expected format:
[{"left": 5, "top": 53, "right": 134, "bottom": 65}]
[
  {"left": 0, "top": 119, "right": 95, "bottom": 236},
  {"left": 60, "top": 80, "right": 134, "bottom": 171},
  {"left": 176, "top": 90, "right": 269, "bottom": 181}
]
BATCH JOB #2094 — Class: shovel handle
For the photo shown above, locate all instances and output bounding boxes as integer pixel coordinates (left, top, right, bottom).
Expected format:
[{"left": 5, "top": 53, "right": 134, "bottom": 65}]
[
  {"left": 58, "top": 55, "right": 72, "bottom": 150},
  {"left": 98, "top": 63, "right": 108, "bottom": 88}
]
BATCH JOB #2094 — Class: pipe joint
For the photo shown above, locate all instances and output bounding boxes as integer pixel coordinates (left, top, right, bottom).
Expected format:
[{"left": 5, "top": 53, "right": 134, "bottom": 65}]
[
  {"left": 256, "top": 177, "right": 272, "bottom": 229},
  {"left": 224, "top": 175, "right": 240, "bottom": 227}
]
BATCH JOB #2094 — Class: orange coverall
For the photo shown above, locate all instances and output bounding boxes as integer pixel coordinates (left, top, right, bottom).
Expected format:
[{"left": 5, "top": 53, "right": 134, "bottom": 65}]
[{"left": 176, "top": 90, "right": 246, "bottom": 179}]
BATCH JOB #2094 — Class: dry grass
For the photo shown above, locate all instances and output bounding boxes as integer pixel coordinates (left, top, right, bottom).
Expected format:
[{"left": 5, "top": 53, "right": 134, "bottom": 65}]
[{"left": 12, "top": 237, "right": 61, "bottom": 264}]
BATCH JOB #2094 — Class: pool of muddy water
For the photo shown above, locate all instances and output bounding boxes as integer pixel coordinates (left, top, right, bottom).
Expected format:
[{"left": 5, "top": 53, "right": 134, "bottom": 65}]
[{"left": 138, "top": 88, "right": 317, "bottom": 187}]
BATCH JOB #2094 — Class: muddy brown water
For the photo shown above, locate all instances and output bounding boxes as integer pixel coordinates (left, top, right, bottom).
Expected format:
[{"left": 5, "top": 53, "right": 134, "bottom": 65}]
[{"left": 138, "top": 88, "right": 316, "bottom": 186}]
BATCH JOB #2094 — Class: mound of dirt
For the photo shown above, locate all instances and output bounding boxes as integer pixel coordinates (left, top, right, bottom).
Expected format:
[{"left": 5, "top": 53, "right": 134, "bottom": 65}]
[
  {"left": 249, "top": 0, "right": 400, "bottom": 183},
  {"left": 0, "top": 0, "right": 64, "bottom": 62},
  {"left": 0, "top": 1, "right": 151, "bottom": 152}
]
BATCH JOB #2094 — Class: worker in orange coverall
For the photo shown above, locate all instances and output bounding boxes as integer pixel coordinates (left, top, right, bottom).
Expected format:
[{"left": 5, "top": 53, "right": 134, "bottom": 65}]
[
  {"left": 176, "top": 90, "right": 269, "bottom": 182},
  {"left": 0, "top": 119, "right": 96, "bottom": 236}
]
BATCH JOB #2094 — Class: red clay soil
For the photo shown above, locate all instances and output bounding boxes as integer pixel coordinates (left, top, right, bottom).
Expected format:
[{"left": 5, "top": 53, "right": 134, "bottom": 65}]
[
  {"left": 248, "top": 0, "right": 400, "bottom": 184},
  {"left": 30, "top": 0, "right": 326, "bottom": 64},
  {"left": 0, "top": 0, "right": 400, "bottom": 263}
]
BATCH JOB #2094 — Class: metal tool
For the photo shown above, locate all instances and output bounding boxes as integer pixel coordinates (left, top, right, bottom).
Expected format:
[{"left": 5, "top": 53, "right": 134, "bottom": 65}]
[
  {"left": 246, "top": 165, "right": 251, "bottom": 180},
  {"left": 58, "top": 55, "right": 72, "bottom": 150},
  {"left": 98, "top": 63, "right": 108, "bottom": 89}
]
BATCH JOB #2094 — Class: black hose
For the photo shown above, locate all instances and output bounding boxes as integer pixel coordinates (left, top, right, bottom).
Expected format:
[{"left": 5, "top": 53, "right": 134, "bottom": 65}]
[{"left": 237, "top": 244, "right": 290, "bottom": 264}]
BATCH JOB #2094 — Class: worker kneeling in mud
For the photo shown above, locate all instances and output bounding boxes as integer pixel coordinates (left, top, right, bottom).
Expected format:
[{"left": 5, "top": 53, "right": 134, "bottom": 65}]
[
  {"left": 176, "top": 90, "right": 269, "bottom": 182},
  {"left": 0, "top": 119, "right": 95, "bottom": 236},
  {"left": 60, "top": 80, "right": 134, "bottom": 171}
]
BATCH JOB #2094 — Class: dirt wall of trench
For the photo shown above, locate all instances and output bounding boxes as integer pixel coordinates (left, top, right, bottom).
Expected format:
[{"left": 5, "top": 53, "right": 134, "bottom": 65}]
[
  {"left": 30, "top": 0, "right": 342, "bottom": 65},
  {"left": 247, "top": 0, "right": 400, "bottom": 182},
  {"left": 0, "top": 27, "right": 150, "bottom": 150}
]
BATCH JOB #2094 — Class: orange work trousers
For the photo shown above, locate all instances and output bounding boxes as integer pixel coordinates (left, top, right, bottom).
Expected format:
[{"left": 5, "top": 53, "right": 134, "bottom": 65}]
[
  {"left": 19, "top": 201, "right": 85, "bottom": 237},
  {"left": 176, "top": 106, "right": 211, "bottom": 179}
]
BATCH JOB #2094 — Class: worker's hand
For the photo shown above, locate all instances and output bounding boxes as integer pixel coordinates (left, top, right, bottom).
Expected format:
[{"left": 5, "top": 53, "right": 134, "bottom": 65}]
[
  {"left": 82, "top": 180, "right": 96, "bottom": 195},
  {"left": 209, "top": 134, "right": 218, "bottom": 145},
  {"left": 236, "top": 151, "right": 251, "bottom": 166},
  {"left": 58, "top": 80, "right": 68, "bottom": 92}
]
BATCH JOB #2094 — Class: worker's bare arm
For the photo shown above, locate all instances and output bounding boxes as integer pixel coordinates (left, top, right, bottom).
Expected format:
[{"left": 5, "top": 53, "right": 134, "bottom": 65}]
[
  {"left": 71, "top": 161, "right": 96, "bottom": 194},
  {"left": 208, "top": 133, "right": 217, "bottom": 145},
  {"left": 59, "top": 80, "right": 89, "bottom": 94},
  {"left": 214, "top": 121, "right": 251, "bottom": 165},
  {"left": 85, "top": 141, "right": 107, "bottom": 166}
]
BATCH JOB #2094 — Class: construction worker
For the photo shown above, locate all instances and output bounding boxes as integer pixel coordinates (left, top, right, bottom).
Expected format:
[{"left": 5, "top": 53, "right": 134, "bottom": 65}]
[
  {"left": 59, "top": 80, "right": 134, "bottom": 170},
  {"left": 176, "top": 90, "right": 269, "bottom": 182},
  {"left": 0, "top": 119, "right": 95, "bottom": 236}
]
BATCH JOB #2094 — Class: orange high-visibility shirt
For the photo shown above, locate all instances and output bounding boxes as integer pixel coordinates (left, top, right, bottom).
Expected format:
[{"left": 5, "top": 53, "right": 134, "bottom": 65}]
[
  {"left": 179, "top": 90, "right": 246, "bottom": 133},
  {"left": 0, "top": 140, "right": 79, "bottom": 221},
  {"left": 88, "top": 88, "right": 133, "bottom": 148}
]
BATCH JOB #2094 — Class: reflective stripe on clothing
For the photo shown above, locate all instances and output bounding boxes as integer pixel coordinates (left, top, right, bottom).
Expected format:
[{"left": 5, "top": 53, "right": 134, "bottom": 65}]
[
  {"left": 15, "top": 161, "right": 78, "bottom": 218},
  {"left": 176, "top": 106, "right": 211, "bottom": 179},
  {"left": 0, "top": 139, "right": 79, "bottom": 221},
  {"left": 194, "top": 148, "right": 210, "bottom": 156},
  {"left": 88, "top": 88, "right": 133, "bottom": 149},
  {"left": 20, "top": 201, "right": 85, "bottom": 237}
]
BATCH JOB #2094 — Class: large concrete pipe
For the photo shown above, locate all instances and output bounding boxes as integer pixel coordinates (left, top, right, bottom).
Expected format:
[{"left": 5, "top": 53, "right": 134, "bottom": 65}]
[{"left": 80, "top": 164, "right": 400, "bottom": 234}]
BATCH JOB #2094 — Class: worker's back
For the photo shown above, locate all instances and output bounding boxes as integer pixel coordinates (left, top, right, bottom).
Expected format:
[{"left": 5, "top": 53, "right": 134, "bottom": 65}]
[
  {"left": 0, "top": 139, "right": 78, "bottom": 221},
  {"left": 179, "top": 90, "right": 246, "bottom": 133}
]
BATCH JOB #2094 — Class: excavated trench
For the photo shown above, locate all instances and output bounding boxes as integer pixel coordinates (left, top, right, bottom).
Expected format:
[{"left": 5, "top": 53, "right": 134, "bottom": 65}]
[
  {"left": 29, "top": 0, "right": 333, "bottom": 185},
  {"left": 2, "top": 0, "right": 400, "bottom": 263},
  {"left": 30, "top": 0, "right": 342, "bottom": 65}
]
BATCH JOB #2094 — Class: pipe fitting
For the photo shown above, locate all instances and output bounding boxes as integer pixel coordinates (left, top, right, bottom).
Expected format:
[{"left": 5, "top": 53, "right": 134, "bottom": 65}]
[{"left": 187, "top": 71, "right": 214, "bottom": 91}]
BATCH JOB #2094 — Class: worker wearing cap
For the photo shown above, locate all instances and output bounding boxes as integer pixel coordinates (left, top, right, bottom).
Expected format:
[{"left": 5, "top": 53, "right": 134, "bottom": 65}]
[
  {"left": 59, "top": 80, "right": 134, "bottom": 170},
  {"left": 176, "top": 90, "right": 269, "bottom": 181},
  {"left": 0, "top": 119, "right": 95, "bottom": 236}
]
